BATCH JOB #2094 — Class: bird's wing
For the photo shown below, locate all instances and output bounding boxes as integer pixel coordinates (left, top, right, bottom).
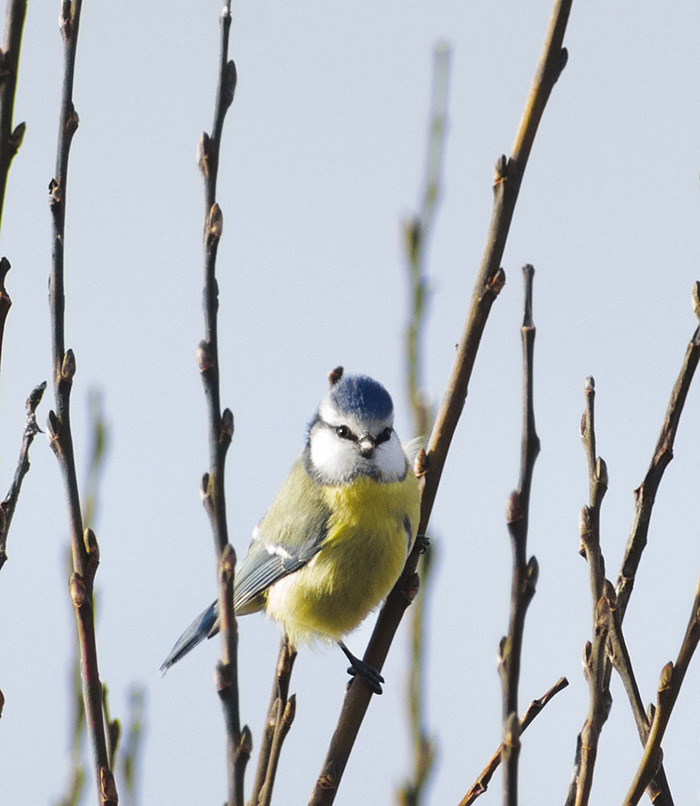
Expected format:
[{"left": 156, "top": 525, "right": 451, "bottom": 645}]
[
  {"left": 234, "top": 457, "right": 330, "bottom": 612},
  {"left": 160, "top": 458, "right": 329, "bottom": 673}
]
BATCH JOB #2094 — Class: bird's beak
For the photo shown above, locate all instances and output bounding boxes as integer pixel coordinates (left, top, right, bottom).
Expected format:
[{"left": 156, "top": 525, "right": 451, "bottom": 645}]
[{"left": 358, "top": 434, "right": 376, "bottom": 457}]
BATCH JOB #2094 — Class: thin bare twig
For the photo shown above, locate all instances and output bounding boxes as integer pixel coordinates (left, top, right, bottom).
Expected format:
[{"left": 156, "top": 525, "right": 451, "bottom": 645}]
[
  {"left": 309, "top": 4, "right": 572, "bottom": 802},
  {"left": 498, "top": 265, "right": 540, "bottom": 806},
  {"left": 0, "top": 253, "right": 10, "bottom": 372},
  {"left": 0, "top": 0, "right": 27, "bottom": 234},
  {"left": 120, "top": 686, "right": 146, "bottom": 806},
  {"left": 0, "top": 0, "right": 24, "bottom": 375},
  {"left": 47, "top": 3, "right": 117, "bottom": 803},
  {"left": 565, "top": 378, "right": 612, "bottom": 806},
  {"left": 459, "top": 677, "right": 569, "bottom": 806},
  {"left": 607, "top": 594, "right": 674, "bottom": 804},
  {"left": 196, "top": 4, "right": 248, "bottom": 803},
  {"left": 623, "top": 574, "right": 700, "bottom": 805},
  {"left": 398, "top": 41, "right": 451, "bottom": 806},
  {"left": 249, "top": 638, "right": 297, "bottom": 806},
  {"left": 615, "top": 285, "right": 700, "bottom": 620},
  {"left": 0, "top": 381, "right": 44, "bottom": 571},
  {"left": 56, "top": 391, "right": 110, "bottom": 806}
]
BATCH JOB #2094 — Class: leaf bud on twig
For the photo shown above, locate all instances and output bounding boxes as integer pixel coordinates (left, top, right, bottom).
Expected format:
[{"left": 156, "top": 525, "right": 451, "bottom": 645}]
[
  {"left": 222, "top": 60, "right": 237, "bottom": 110},
  {"left": 61, "top": 348, "right": 76, "bottom": 382},
  {"left": 206, "top": 203, "right": 223, "bottom": 250},
  {"left": 70, "top": 572, "right": 87, "bottom": 606},
  {"left": 220, "top": 543, "right": 236, "bottom": 582}
]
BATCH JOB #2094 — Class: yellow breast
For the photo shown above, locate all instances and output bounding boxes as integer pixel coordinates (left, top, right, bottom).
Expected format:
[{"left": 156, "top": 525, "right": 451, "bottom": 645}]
[{"left": 264, "top": 471, "right": 420, "bottom": 645}]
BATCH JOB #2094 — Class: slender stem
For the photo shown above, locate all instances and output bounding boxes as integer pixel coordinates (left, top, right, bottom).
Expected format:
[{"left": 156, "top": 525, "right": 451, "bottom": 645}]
[
  {"left": 196, "top": 5, "right": 246, "bottom": 803},
  {"left": 308, "top": 4, "right": 572, "bottom": 802},
  {"left": 564, "top": 378, "right": 611, "bottom": 806},
  {"left": 249, "top": 638, "right": 297, "bottom": 806},
  {"left": 0, "top": 381, "right": 45, "bottom": 571},
  {"left": 459, "top": 677, "right": 568, "bottom": 806},
  {"left": 398, "top": 41, "right": 451, "bottom": 806},
  {"left": 615, "top": 316, "right": 700, "bottom": 619},
  {"left": 499, "top": 266, "right": 540, "bottom": 806},
  {"left": 47, "top": 4, "right": 116, "bottom": 803},
  {"left": 623, "top": 574, "right": 700, "bottom": 805},
  {"left": 0, "top": 0, "right": 27, "bottom": 235},
  {"left": 607, "top": 596, "right": 674, "bottom": 804}
]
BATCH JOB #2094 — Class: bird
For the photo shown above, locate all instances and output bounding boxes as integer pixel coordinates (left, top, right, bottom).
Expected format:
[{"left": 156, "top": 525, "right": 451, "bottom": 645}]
[{"left": 160, "top": 368, "right": 422, "bottom": 694}]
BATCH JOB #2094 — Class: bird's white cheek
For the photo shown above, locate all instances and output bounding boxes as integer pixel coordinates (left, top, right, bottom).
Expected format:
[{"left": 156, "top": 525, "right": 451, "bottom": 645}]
[
  {"left": 375, "top": 434, "right": 408, "bottom": 480},
  {"left": 309, "top": 429, "right": 356, "bottom": 482}
]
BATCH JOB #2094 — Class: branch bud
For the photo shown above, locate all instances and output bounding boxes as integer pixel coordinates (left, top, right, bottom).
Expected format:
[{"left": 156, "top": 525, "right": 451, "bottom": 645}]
[
  {"left": 240, "top": 725, "right": 253, "bottom": 756},
  {"left": 221, "top": 407, "right": 234, "bottom": 440},
  {"left": 658, "top": 662, "right": 673, "bottom": 694},
  {"left": 9, "top": 122, "right": 25, "bottom": 154},
  {"left": 197, "top": 132, "right": 211, "bottom": 177},
  {"left": 197, "top": 339, "right": 214, "bottom": 373},
  {"left": 493, "top": 154, "right": 508, "bottom": 183},
  {"left": 60, "top": 348, "right": 76, "bottom": 382},
  {"left": 26, "top": 381, "right": 47, "bottom": 415},
  {"left": 414, "top": 448, "right": 428, "bottom": 478},
  {"left": 283, "top": 693, "right": 297, "bottom": 727},
  {"left": 0, "top": 255, "right": 10, "bottom": 285},
  {"left": 206, "top": 203, "right": 223, "bottom": 250},
  {"left": 693, "top": 281, "right": 700, "bottom": 322},
  {"left": 70, "top": 572, "right": 87, "bottom": 606},
  {"left": 222, "top": 60, "right": 237, "bottom": 109},
  {"left": 596, "top": 456, "right": 608, "bottom": 488},
  {"left": 220, "top": 543, "right": 236, "bottom": 583}
]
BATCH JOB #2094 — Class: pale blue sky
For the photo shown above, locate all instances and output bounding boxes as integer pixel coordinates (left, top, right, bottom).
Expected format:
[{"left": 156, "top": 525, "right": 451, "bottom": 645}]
[{"left": 1, "top": 2, "right": 699, "bottom": 804}]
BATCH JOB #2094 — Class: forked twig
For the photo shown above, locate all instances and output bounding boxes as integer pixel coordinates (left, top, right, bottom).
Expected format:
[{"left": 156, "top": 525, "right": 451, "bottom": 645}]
[
  {"left": 607, "top": 596, "right": 674, "bottom": 804},
  {"left": 623, "top": 575, "right": 700, "bottom": 805},
  {"left": 249, "top": 638, "right": 297, "bottom": 806},
  {"left": 459, "top": 676, "right": 569, "bottom": 805},
  {"left": 308, "top": 4, "right": 572, "bottom": 802},
  {"left": 196, "top": 4, "right": 249, "bottom": 803}
]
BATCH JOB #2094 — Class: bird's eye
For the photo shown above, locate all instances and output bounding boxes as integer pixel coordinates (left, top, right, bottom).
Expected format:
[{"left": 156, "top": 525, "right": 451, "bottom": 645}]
[
  {"left": 335, "top": 425, "right": 354, "bottom": 440},
  {"left": 375, "top": 427, "right": 392, "bottom": 445}
]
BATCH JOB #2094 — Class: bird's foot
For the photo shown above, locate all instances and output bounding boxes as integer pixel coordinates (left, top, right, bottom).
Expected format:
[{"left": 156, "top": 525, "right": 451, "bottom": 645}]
[{"left": 338, "top": 641, "right": 384, "bottom": 695}]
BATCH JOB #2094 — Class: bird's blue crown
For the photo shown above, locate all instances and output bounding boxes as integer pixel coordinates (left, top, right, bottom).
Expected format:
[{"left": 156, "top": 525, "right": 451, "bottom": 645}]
[{"left": 327, "top": 374, "right": 393, "bottom": 421}]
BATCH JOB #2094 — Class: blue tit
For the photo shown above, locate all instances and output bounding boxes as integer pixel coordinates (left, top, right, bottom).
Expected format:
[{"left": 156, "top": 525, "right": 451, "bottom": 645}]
[{"left": 160, "top": 370, "right": 421, "bottom": 693}]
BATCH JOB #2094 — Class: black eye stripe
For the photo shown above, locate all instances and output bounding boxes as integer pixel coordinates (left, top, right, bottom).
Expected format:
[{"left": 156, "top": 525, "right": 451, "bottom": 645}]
[
  {"left": 375, "top": 427, "right": 392, "bottom": 445},
  {"left": 335, "top": 425, "right": 356, "bottom": 441}
]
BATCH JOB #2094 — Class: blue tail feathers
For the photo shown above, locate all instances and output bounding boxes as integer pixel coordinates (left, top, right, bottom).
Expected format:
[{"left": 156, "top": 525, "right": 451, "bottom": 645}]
[{"left": 160, "top": 600, "right": 219, "bottom": 674}]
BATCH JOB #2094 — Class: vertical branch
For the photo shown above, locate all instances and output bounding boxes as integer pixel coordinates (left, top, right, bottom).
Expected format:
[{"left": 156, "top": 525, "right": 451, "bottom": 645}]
[
  {"left": 564, "top": 378, "right": 612, "bottom": 806},
  {"left": 398, "top": 41, "right": 451, "bottom": 806},
  {"left": 309, "top": 4, "right": 572, "bottom": 803},
  {"left": 498, "top": 265, "right": 540, "bottom": 806},
  {"left": 196, "top": 4, "right": 249, "bottom": 804},
  {"left": 0, "top": 0, "right": 27, "bottom": 234},
  {"left": 47, "top": 3, "right": 117, "bottom": 804}
]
